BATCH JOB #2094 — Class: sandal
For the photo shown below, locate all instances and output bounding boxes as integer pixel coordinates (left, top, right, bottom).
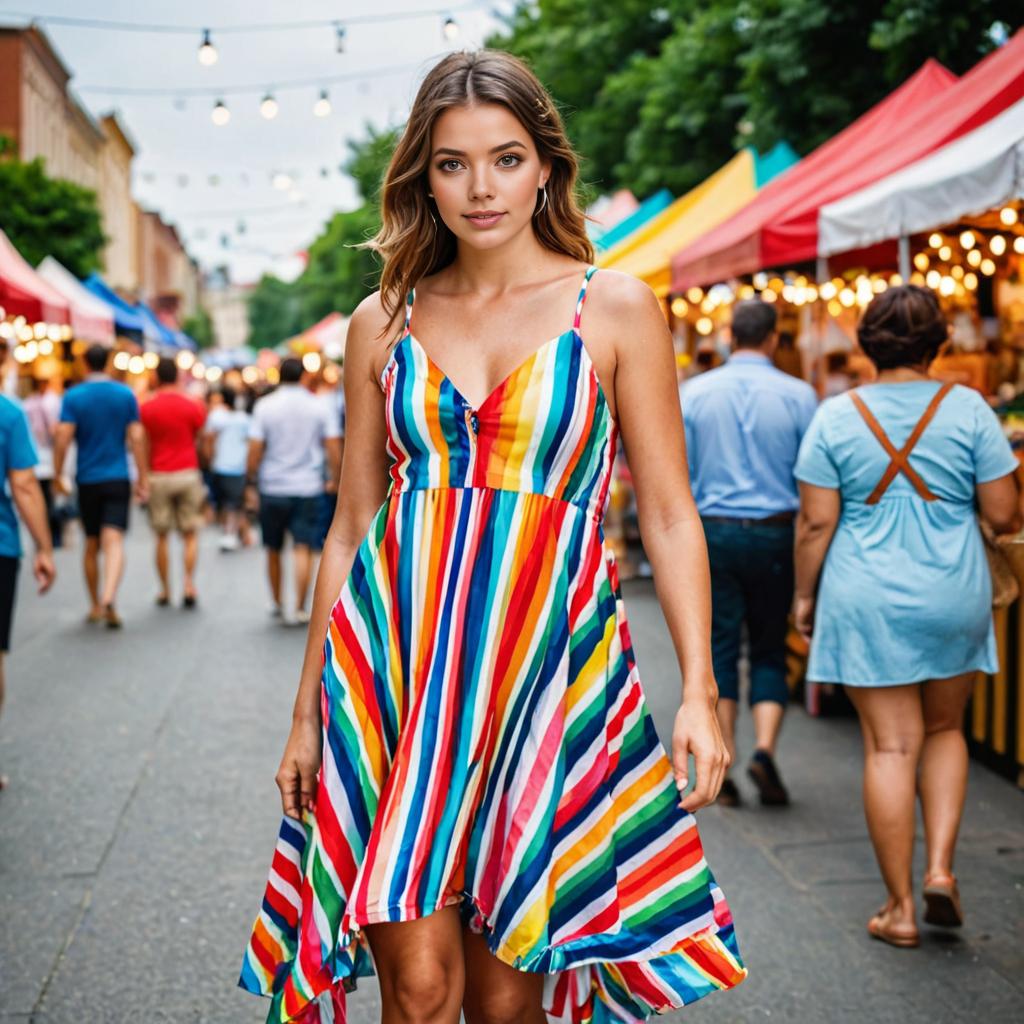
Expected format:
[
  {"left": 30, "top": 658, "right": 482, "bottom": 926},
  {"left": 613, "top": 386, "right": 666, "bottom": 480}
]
[
  {"left": 867, "top": 908, "right": 920, "bottom": 948},
  {"left": 923, "top": 874, "right": 963, "bottom": 928},
  {"left": 103, "top": 604, "right": 123, "bottom": 630}
]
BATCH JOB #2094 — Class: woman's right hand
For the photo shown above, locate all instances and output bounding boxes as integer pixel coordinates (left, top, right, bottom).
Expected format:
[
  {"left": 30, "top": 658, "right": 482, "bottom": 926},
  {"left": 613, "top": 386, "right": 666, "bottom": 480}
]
[
  {"left": 275, "top": 715, "right": 322, "bottom": 820},
  {"left": 794, "top": 595, "right": 816, "bottom": 643}
]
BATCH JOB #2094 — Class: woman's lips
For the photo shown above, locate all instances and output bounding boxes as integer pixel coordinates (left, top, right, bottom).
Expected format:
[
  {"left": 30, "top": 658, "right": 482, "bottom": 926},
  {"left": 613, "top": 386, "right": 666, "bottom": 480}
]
[{"left": 463, "top": 212, "right": 505, "bottom": 229}]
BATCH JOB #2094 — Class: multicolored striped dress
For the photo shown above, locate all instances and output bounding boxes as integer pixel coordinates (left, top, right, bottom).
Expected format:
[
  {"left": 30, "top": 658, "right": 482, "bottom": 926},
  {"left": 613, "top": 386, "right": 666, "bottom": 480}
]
[{"left": 240, "top": 266, "right": 746, "bottom": 1022}]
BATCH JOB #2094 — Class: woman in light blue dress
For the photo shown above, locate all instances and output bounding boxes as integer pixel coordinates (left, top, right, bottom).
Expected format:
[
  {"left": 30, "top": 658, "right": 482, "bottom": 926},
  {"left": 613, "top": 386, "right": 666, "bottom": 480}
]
[{"left": 793, "top": 285, "right": 1020, "bottom": 949}]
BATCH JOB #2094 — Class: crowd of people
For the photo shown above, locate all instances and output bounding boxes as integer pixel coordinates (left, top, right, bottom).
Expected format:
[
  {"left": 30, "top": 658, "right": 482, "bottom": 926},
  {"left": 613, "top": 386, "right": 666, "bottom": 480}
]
[{"left": 0, "top": 347, "right": 344, "bottom": 785}]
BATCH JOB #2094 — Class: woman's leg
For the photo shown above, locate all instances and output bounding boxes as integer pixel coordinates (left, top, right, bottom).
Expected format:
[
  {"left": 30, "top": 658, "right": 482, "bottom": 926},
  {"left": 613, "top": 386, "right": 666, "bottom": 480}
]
[
  {"left": 846, "top": 684, "right": 925, "bottom": 933},
  {"left": 364, "top": 907, "right": 465, "bottom": 1024},
  {"left": 462, "top": 928, "right": 546, "bottom": 1024},
  {"left": 919, "top": 673, "right": 975, "bottom": 880}
]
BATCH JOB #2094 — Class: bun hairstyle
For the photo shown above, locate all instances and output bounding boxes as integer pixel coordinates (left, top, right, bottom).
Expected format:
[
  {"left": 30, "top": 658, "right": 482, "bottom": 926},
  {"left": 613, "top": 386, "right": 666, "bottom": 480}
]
[
  {"left": 857, "top": 285, "right": 948, "bottom": 371},
  {"left": 370, "top": 49, "right": 593, "bottom": 333}
]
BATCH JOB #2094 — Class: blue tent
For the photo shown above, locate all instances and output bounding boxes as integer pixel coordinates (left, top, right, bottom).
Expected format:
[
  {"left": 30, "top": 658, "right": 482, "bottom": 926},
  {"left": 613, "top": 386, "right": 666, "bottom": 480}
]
[
  {"left": 82, "top": 274, "right": 146, "bottom": 335},
  {"left": 134, "top": 301, "right": 180, "bottom": 348}
]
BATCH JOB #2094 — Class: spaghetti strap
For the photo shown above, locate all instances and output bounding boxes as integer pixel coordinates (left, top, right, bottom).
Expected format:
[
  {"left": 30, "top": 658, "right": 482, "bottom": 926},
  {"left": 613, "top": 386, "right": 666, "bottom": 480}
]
[
  {"left": 849, "top": 382, "right": 954, "bottom": 504},
  {"left": 573, "top": 265, "right": 598, "bottom": 332}
]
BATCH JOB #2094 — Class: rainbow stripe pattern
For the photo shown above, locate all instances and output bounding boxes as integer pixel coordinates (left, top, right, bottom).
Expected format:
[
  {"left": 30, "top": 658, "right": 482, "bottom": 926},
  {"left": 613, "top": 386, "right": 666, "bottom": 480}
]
[{"left": 240, "top": 267, "right": 746, "bottom": 1022}]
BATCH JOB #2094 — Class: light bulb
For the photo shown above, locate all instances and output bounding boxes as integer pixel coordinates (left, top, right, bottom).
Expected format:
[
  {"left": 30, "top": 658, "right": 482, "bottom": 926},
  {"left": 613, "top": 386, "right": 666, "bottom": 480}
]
[
  {"left": 211, "top": 99, "right": 230, "bottom": 126},
  {"left": 670, "top": 298, "right": 688, "bottom": 318},
  {"left": 686, "top": 287, "right": 703, "bottom": 304},
  {"left": 990, "top": 235, "right": 1006, "bottom": 257},
  {"left": 938, "top": 245, "right": 952, "bottom": 261},
  {"left": 1000, "top": 207, "right": 1018, "bottom": 226},
  {"left": 260, "top": 93, "right": 279, "bottom": 120},
  {"left": 272, "top": 172, "right": 293, "bottom": 191},
  {"left": 928, "top": 233, "right": 943, "bottom": 249},
  {"left": 964, "top": 272, "right": 978, "bottom": 291},
  {"left": 967, "top": 247, "right": 982, "bottom": 267},
  {"left": 913, "top": 252, "right": 929, "bottom": 271},
  {"left": 1015, "top": 237, "right": 1024, "bottom": 255},
  {"left": 959, "top": 230, "right": 975, "bottom": 250},
  {"left": 314, "top": 89, "right": 331, "bottom": 117},
  {"left": 443, "top": 16, "right": 459, "bottom": 41},
  {"left": 925, "top": 270, "right": 941, "bottom": 290},
  {"left": 198, "top": 29, "right": 218, "bottom": 66},
  {"left": 980, "top": 258, "right": 996, "bottom": 276},
  {"left": 695, "top": 317, "right": 713, "bottom": 336}
]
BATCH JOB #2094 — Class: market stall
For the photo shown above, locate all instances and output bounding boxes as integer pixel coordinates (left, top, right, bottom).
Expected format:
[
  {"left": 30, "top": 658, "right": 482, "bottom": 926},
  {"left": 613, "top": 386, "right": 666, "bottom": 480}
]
[
  {"left": 592, "top": 188, "right": 673, "bottom": 254},
  {"left": 82, "top": 274, "right": 148, "bottom": 339},
  {"left": 0, "top": 229, "right": 71, "bottom": 326},
  {"left": 37, "top": 256, "right": 116, "bottom": 345},
  {"left": 599, "top": 144, "right": 798, "bottom": 299}
]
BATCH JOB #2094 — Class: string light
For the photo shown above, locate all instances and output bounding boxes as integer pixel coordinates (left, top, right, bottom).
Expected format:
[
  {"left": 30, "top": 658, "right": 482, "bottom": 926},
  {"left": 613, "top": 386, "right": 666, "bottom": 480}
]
[
  {"left": 335, "top": 24, "right": 347, "bottom": 52},
  {"left": 888, "top": 273, "right": 903, "bottom": 286},
  {"left": 686, "top": 287, "right": 703, "bottom": 304},
  {"left": 925, "top": 270, "right": 941, "bottom": 289},
  {"left": 260, "top": 92, "right": 279, "bottom": 119},
  {"left": 966, "top": 248, "right": 982, "bottom": 267},
  {"left": 928, "top": 233, "right": 943, "bottom": 249},
  {"left": 443, "top": 15, "right": 460, "bottom": 40},
  {"left": 819, "top": 281, "right": 837, "bottom": 300},
  {"left": 211, "top": 99, "right": 230, "bottom": 125},
  {"left": 980, "top": 258, "right": 996, "bottom": 276},
  {"left": 670, "top": 297, "right": 688, "bottom": 318},
  {"left": 128, "top": 355, "right": 146, "bottom": 375},
  {"left": 989, "top": 235, "right": 1006, "bottom": 256},
  {"left": 938, "top": 244, "right": 952, "bottom": 261},
  {"left": 1000, "top": 206, "right": 1019, "bottom": 226},
  {"left": 827, "top": 299, "right": 842, "bottom": 317},
  {"left": 313, "top": 89, "right": 332, "bottom": 117},
  {"left": 176, "top": 350, "right": 196, "bottom": 371},
  {"left": 958, "top": 230, "right": 975, "bottom": 250},
  {"left": 695, "top": 317, "right": 713, "bottom": 335},
  {"left": 761, "top": 288, "right": 777, "bottom": 303},
  {"left": 1015, "top": 237, "right": 1024, "bottom": 255},
  {"left": 198, "top": 29, "right": 218, "bottom": 66},
  {"left": 951, "top": 265, "right": 964, "bottom": 280},
  {"left": 964, "top": 272, "right": 979, "bottom": 290},
  {"left": 913, "top": 252, "right": 929, "bottom": 271},
  {"left": 113, "top": 351, "right": 131, "bottom": 371}
]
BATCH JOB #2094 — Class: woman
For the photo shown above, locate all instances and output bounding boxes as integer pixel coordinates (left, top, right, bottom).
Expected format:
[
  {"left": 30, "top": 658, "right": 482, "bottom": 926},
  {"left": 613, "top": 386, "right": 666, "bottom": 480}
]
[
  {"left": 240, "top": 50, "right": 745, "bottom": 1023},
  {"left": 794, "top": 285, "right": 1020, "bottom": 949},
  {"left": 202, "top": 384, "right": 252, "bottom": 551}
]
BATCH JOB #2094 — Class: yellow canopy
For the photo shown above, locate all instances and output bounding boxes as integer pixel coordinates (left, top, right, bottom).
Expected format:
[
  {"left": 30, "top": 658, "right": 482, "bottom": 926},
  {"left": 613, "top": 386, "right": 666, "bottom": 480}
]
[{"left": 598, "top": 150, "right": 758, "bottom": 298}]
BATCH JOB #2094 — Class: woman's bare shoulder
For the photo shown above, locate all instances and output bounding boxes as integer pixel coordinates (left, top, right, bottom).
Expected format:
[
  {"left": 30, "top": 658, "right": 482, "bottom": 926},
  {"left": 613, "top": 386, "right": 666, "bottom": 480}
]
[
  {"left": 347, "top": 290, "right": 404, "bottom": 374},
  {"left": 589, "top": 269, "right": 663, "bottom": 322}
]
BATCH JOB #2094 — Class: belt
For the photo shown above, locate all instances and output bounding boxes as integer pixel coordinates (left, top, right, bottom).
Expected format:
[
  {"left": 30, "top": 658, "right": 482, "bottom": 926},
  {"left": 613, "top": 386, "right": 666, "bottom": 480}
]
[{"left": 702, "top": 512, "right": 795, "bottom": 527}]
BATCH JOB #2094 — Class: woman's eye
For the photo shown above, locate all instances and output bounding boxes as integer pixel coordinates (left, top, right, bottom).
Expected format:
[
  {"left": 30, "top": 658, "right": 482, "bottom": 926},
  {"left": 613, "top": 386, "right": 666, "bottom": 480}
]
[
  {"left": 440, "top": 159, "right": 462, "bottom": 172},
  {"left": 498, "top": 154, "right": 522, "bottom": 167}
]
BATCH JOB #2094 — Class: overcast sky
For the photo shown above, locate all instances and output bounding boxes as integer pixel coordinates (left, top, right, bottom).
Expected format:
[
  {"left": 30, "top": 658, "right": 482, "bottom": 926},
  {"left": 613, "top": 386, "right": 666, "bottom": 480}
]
[{"left": 8, "top": 1, "right": 508, "bottom": 284}]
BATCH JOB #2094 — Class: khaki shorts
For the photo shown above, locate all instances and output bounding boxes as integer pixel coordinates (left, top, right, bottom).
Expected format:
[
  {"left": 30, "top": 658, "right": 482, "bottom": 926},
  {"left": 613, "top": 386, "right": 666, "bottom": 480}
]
[{"left": 148, "top": 469, "right": 206, "bottom": 534}]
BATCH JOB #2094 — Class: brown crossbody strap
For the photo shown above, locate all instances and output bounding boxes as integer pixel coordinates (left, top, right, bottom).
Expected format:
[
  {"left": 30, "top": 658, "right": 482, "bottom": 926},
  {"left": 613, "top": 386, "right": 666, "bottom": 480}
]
[{"left": 848, "top": 382, "right": 954, "bottom": 505}]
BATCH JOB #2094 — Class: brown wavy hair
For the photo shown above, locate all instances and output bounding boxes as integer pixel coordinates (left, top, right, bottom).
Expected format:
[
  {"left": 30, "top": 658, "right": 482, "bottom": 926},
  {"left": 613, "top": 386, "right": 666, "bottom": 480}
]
[
  {"left": 370, "top": 49, "right": 594, "bottom": 332},
  {"left": 858, "top": 285, "right": 948, "bottom": 370}
]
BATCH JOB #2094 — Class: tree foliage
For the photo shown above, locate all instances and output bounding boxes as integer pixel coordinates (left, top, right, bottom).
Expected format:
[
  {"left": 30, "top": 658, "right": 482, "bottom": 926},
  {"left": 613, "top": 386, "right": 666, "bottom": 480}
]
[
  {"left": 488, "top": 1, "right": 1018, "bottom": 198},
  {"left": 0, "top": 143, "right": 106, "bottom": 278},
  {"left": 246, "top": 126, "right": 399, "bottom": 347},
  {"left": 181, "top": 306, "right": 215, "bottom": 350}
]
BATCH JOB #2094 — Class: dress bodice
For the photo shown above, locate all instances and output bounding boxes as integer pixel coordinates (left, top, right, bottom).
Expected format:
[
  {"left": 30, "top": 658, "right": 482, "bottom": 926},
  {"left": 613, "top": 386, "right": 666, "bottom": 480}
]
[{"left": 378, "top": 266, "right": 618, "bottom": 522}]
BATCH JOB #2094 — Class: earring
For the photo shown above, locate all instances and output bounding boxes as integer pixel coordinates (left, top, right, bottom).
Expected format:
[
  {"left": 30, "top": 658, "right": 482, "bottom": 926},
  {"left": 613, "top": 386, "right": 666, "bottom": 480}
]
[
  {"left": 535, "top": 186, "right": 548, "bottom": 216},
  {"left": 428, "top": 210, "right": 438, "bottom": 234}
]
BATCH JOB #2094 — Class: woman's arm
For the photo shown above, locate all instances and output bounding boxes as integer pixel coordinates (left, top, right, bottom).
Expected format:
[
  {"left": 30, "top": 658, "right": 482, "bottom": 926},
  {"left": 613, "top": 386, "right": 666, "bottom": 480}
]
[
  {"left": 793, "top": 482, "right": 841, "bottom": 641},
  {"left": 977, "top": 469, "right": 1021, "bottom": 535},
  {"left": 275, "top": 294, "right": 394, "bottom": 820},
  {"left": 591, "top": 273, "right": 726, "bottom": 812}
]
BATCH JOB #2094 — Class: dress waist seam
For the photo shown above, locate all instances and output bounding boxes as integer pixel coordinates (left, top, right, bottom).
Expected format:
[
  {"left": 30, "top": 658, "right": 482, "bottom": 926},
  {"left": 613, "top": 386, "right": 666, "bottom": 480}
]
[{"left": 388, "top": 483, "right": 604, "bottom": 523}]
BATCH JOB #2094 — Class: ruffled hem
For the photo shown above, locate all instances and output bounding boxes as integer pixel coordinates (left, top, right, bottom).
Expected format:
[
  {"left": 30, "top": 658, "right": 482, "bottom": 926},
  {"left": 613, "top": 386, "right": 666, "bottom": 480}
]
[{"left": 239, "top": 821, "right": 746, "bottom": 1024}]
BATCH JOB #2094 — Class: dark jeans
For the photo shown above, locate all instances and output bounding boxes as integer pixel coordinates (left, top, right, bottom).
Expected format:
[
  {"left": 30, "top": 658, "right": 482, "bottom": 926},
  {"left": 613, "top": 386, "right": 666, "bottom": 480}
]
[{"left": 703, "top": 517, "right": 794, "bottom": 707}]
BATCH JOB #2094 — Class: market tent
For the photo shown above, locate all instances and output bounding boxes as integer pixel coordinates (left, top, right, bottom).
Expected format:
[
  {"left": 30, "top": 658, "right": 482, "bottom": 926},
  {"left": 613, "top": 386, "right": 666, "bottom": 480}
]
[
  {"left": 593, "top": 189, "right": 673, "bottom": 253},
  {"left": 598, "top": 144, "right": 798, "bottom": 298},
  {"left": 134, "top": 301, "right": 179, "bottom": 348},
  {"left": 673, "top": 31, "right": 1024, "bottom": 288},
  {"left": 83, "top": 274, "right": 147, "bottom": 335},
  {"left": 0, "top": 230, "right": 71, "bottom": 324},
  {"left": 37, "top": 257, "right": 115, "bottom": 345},
  {"left": 286, "top": 312, "right": 349, "bottom": 360},
  {"left": 819, "top": 97, "right": 1024, "bottom": 256},
  {"left": 587, "top": 189, "right": 640, "bottom": 240}
]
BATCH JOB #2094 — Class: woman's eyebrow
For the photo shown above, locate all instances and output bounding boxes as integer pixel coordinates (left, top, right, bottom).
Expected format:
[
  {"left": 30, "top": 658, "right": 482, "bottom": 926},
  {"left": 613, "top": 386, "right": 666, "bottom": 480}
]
[{"left": 432, "top": 140, "right": 527, "bottom": 157}]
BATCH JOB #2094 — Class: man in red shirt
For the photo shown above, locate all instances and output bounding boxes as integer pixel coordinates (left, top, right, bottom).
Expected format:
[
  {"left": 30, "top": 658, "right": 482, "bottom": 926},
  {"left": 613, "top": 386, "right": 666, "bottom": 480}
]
[{"left": 139, "top": 356, "right": 207, "bottom": 607}]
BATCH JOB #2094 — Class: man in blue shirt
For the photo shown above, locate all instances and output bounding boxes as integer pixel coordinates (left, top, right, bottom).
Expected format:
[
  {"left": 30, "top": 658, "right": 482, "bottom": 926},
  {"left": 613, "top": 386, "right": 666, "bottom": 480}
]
[
  {"left": 53, "top": 344, "right": 148, "bottom": 629},
  {"left": 0, "top": 390, "right": 56, "bottom": 790},
  {"left": 682, "top": 299, "right": 817, "bottom": 806}
]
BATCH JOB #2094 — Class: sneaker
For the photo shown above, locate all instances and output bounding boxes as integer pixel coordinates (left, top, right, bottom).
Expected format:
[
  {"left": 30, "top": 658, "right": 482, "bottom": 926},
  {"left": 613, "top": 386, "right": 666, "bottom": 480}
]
[
  {"left": 219, "top": 533, "right": 240, "bottom": 552},
  {"left": 291, "top": 608, "right": 311, "bottom": 626},
  {"left": 747, "top": 749, "right": 789, "bottom": 806},
  {"left": 269, "top": 604, "right": 284, "bottom": 620},
  {"left": 717, "top": 777, "right": 742, "bottom": 808}
]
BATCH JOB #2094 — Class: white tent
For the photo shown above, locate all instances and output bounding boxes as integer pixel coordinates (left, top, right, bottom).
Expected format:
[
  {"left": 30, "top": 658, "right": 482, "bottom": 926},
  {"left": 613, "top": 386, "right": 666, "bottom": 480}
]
[
  {"left": 819, "top": 97, "right": 1024, "bottom": 257},
  {"left": 36, "top": 256, "right": 116, "bottom": 345}
]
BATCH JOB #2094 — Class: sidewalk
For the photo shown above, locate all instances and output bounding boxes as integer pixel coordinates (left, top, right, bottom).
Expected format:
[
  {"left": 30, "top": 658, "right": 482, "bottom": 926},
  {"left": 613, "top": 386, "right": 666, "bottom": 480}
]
[{"left": 0, "top": 525, "right": 1021, "bottom": 1022}]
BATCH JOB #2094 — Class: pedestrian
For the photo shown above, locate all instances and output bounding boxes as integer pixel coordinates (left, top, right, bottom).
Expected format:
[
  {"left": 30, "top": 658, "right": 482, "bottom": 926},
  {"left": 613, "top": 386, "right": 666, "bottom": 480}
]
[
  {"left": 53, "top": 343, "right": 147, "bottom": 629},
  {"left": 202, "top": 383, "right": 251, "bottom": 551},
  {"left": 245, "top": 357, "right": 341, "bottom": 624},
  {"left": 23, "top": 376, "right": 64, "bottom": 547},
  {"left": 0, "top": 391, "right": 56, "bottom": 790},
  {"left": 139, "top": 356, "right": 207, "bottom": 607},
  {"left": 239, "top": 50, "right": 744, "bottom": 1024},
  {"left": 682, "top": 299, "right": 818, "bottom": 807},
  {"left": 793, "top": 284, "right": 1020, "bottom": 948}
]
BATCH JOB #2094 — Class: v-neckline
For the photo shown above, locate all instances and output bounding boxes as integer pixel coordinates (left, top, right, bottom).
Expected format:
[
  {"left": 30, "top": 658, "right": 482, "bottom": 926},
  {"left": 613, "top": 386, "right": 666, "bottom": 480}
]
[{"left": 405, "top": 328, "right": 571, "bottom": 413}]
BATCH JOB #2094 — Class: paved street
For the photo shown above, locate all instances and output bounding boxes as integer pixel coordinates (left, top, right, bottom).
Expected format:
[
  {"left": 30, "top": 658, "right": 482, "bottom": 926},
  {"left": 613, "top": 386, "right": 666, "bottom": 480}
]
[{"left": 1, "top": 524, "right": 1022, "bottom": 1023}]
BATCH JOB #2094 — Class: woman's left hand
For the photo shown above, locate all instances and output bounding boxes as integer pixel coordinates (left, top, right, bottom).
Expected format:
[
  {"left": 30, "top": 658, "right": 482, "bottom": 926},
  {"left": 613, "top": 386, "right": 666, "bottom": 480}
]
[
  {"left": 672, "top": 694, "right": 729, "bottom": 813},
  {"left": 794, "top": 595, "right": 816, "bottom": 642}
]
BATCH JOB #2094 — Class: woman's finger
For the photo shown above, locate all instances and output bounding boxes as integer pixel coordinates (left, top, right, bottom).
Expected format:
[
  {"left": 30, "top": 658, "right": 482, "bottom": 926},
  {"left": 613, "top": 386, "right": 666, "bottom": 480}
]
[
  {"left": 300, "top": 767, "right": 318, "bottom": 812},
  {"left": 680, "top": 749, "right": 713, "bottom": 812},
  {"left": 276, "top": 765, "right": 301, "bottom": 820}
]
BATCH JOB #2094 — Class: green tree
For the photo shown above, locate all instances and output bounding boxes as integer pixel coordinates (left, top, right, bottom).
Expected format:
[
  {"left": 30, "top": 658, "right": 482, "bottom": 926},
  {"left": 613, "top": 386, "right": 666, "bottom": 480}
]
[
  {"left": 247, "top": 274, "right": 303, "bottom": 350},
  {"left": 181, "top": 306, "right": 215, "bottom": 350},
  {"left": 0, "top": 145, "right": 105, "bottom": 277}
]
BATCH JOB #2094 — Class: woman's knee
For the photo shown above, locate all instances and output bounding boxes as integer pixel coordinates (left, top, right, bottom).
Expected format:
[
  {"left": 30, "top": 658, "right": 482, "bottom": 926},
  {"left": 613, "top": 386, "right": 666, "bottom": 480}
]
[
  {"left": 464, "top": 981, "right": 544, "bottom": 1024},
  {"left": 384, "top": 958, "right": 461, "bottom": 1022}
]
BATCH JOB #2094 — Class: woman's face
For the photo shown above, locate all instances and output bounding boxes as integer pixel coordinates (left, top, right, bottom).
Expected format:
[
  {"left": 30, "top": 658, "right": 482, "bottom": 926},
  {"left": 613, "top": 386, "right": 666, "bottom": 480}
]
[{"left": 427, "top": 102, "right": 550, "bottom": 252}]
